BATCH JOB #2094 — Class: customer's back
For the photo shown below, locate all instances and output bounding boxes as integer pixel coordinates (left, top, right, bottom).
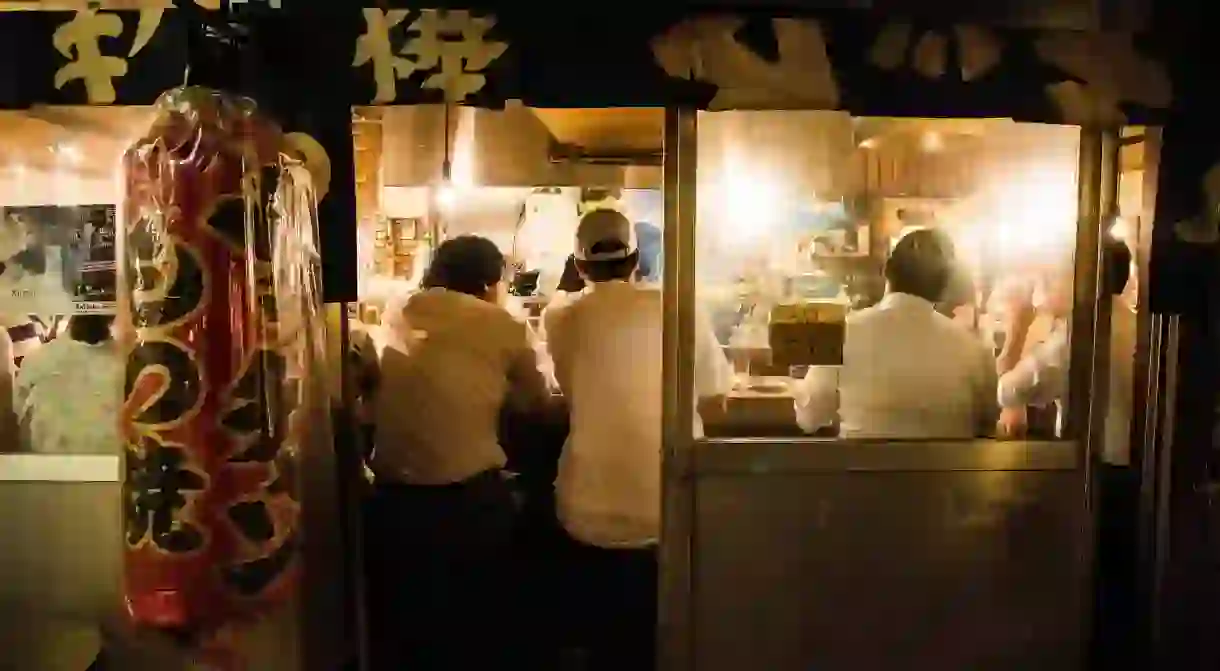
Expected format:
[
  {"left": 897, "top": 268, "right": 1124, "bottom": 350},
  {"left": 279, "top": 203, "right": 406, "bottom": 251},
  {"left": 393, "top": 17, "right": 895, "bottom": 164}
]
[
  {"left": 15, "top": 315, "right": 121, "bottom": 453},
  {"left": 837, "top": 229, "right": 995, "bottom": 438},
  {"left": 373, "top": 287, "right": 533, "bottom": 484},
  {"left": 547, "top": 211, "right": 733, "bottom": 547},
  {"left": 840, "top": 293, "right": 994, "bottom": 438},
  {"left": 370, "top": 235, "right": 547, "bottom": 486},
  {"left": 550, "top": 281, "right": 664, "bottom": 543}
]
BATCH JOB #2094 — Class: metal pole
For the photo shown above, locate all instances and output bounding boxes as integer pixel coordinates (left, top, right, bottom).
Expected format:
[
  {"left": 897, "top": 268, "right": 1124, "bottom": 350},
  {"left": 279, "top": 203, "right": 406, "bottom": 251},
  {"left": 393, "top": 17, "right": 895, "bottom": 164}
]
[
  {"left": 659, "top": 107, "right": 698, "bottom": 671},
  {"left": 1065, "top": 128, "right": 1106, "bottom": 450},
  {"left": 1085, "top": 131, "right": 1122, "bottom": 451}
]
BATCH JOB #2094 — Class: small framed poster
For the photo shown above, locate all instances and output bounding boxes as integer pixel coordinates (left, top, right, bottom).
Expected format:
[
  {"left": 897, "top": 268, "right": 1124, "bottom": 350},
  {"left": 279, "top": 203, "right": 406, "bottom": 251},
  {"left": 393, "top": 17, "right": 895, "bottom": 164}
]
[{"left": 0, "top": 205, "right": 116, "bottom": 317}]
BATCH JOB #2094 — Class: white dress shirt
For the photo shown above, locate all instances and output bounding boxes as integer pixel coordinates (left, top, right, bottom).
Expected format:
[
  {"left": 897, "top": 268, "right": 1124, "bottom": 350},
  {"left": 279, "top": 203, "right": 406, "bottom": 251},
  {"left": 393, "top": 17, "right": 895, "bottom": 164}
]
[
  {"left": 796, "top": 292, "right": 998, "bottom": 439},
  {"left": 546, "top": 281, "right": 733, "bottom": 548},
  {"left": 370, "top": 288, "right": 549, "bottom": 485},
  {"left": 14, "top": 337, "right": 122, "bottom": 454},
  {"left": 998, "top": 320, "right": 1069, "bottom": 410}
]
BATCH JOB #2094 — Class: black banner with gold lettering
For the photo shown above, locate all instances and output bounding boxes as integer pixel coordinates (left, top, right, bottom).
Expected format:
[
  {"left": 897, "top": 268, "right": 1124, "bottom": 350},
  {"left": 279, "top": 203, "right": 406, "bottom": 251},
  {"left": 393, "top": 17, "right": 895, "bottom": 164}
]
[
  {"left": 0, "top": 5, "right": 1188, "bottom": 306},
  {"left": 0, "top": 6, "right": 360, "bottom": 302}
]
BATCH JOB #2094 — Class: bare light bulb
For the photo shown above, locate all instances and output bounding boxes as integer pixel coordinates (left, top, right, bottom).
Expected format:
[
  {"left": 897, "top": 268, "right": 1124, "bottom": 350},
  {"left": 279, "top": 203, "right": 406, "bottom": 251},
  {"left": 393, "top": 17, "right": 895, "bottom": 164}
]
[
  {"left": 54, "top": 143, "right": 82, "bottom": 164},
  {"left": 921, "top": 131, "right": 944, "bottom": 152},
  {"left": 435, "top": 183, "right": 457, "bottom": 210}
]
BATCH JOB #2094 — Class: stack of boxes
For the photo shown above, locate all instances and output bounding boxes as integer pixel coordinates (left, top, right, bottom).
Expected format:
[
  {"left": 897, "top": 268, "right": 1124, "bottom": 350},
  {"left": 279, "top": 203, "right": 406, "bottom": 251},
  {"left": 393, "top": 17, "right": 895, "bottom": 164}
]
[{"left": 767, "top": 301, "right": 847, "bottom": 367}]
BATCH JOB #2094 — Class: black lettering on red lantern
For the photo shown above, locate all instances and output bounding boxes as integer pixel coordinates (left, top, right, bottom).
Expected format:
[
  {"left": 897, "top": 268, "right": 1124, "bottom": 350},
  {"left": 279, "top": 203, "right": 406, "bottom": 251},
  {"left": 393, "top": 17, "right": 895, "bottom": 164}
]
[
  {"left": 124, "top": 219, "right": 206, "bottom": 330},
  {"left": 125, "top": 340, "right": 203, "bottom": 426},
  {"left": 223, "top": 349, "right": 294, "bottom": 464},
  {"left": 124, "top": 438, "right": 206, "bottom": 553},
  {"left": 221, "top": 533, "right": 299, "bottom": 597}
]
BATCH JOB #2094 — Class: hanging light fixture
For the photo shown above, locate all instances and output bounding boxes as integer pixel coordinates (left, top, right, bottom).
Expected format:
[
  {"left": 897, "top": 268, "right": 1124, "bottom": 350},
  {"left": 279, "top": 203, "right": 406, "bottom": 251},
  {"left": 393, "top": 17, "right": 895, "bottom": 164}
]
[{"left": 435, "top": 103, "right": 457, "bottom": 211}]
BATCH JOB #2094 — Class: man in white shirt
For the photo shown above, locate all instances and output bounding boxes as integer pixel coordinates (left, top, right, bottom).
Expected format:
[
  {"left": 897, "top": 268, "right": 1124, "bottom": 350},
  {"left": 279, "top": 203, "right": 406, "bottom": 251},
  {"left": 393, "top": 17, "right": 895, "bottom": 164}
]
[
  {"left": 13, "top": 315, "right": 120, "bottom": 454},
  {"left": 795, "top": 228, "right": 997, "bottom": 438},
  {"left": 545, "top": 210, "right": 732, "bottom": 671}
]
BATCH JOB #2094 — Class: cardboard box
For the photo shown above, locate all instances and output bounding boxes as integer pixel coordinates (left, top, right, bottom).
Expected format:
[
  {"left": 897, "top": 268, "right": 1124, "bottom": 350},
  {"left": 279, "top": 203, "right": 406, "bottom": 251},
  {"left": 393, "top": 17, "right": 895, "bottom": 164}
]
[{"left": 768, "top": 321, "right": 845, "bottom": 366}]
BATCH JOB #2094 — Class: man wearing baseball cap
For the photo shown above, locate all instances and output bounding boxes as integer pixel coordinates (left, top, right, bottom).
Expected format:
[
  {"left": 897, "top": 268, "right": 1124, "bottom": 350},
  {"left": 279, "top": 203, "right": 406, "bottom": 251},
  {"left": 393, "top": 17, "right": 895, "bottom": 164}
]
[{"left": 545, "top": 209, "right": 733, "bottom": 670}]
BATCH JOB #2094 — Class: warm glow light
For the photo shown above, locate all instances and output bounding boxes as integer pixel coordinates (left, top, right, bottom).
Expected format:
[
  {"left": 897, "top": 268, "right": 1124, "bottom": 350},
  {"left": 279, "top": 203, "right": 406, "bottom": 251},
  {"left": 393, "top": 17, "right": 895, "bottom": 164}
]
[
  {"left": 54, "top": 143, "right": 82, "bottom": 164},
  {"left": 982, "top": 164, "right": 1077, "bottom": 265},
  {"left": 1108, "top": 217, "right": 1129, "bottom": 240},
  {"left": 451, "top": 107, "right": 476, "bottom": 188},
  {"left": 859, "top": 137, "right": 878, "bottom": 150},
  {"left": 722, "top": 168, "right": 781, "bottom": 243},
  {"left": 435, "top": 183, "right": 457, "bottom": 210},
  {"left": 921, "top": 131, "right": 944, "bottom": 152}
]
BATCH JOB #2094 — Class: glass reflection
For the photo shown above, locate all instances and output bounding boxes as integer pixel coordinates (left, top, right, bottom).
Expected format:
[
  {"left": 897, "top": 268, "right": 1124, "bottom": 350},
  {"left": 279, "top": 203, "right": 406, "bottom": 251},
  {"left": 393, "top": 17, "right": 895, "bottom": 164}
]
[{"left": 695, "top": 113, "right": 1082, "bottom": 440}]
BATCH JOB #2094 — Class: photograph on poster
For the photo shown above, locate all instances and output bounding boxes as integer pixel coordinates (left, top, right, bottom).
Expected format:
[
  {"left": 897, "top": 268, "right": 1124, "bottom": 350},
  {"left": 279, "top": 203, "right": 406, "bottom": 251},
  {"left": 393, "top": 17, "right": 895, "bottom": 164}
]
[{"left": 0, "top": 204, "right": 116, "bottom": 317}]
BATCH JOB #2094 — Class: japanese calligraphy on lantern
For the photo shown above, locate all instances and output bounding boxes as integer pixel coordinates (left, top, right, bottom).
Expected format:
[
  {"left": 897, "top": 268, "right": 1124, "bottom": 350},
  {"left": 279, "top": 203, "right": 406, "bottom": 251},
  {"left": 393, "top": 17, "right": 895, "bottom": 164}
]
[
  {"left": 652, "top": 17, "right": 839, "bottom": 110},
  {"left": 125, "top": 437, "right": 207, "bottom": 553},
  {"left": 354, "top": 8, "right": 507, "bottom": 103},
  {"left": 122, "top": 210, "right": 210, "bottom": 555}
]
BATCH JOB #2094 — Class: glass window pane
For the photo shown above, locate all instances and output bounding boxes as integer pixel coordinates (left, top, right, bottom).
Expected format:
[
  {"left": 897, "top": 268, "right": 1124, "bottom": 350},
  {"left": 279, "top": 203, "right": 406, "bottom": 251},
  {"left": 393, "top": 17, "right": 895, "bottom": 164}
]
[
  {"left": 693, "top": 112, "right": 1081, "bottom": 440},
  {"left": 0, "top": 108, "right": 140, "bottom": 455}
]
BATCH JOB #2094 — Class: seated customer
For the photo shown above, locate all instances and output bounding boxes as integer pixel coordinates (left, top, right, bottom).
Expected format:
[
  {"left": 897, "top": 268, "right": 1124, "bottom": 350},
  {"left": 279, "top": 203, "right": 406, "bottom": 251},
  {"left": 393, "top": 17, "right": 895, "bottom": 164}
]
[
  {"left": 366, "top": 235, "right": 551, "bottom": 670},
  {"left": 795, "top": 229, "right": 997, "bottom": 438},
  {"left": 546, "top": 210, "right": 733, "bottom": 671},
  {"left": 14, "top": 315, "right": 120, "bottom": 454}
]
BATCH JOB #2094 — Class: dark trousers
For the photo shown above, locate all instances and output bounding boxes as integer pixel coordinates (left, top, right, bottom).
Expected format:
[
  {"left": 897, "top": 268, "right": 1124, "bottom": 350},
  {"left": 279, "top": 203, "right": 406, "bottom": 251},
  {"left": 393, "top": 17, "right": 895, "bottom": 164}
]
[
  {"left": 561, "top": 532, "right": 659, "bottom": 671},
  {"left": 363, "top": 469, "right": 519, "bottom": 670},
  {"left": 1092, "top": 464, "right": 1141, "bottom": 668}
]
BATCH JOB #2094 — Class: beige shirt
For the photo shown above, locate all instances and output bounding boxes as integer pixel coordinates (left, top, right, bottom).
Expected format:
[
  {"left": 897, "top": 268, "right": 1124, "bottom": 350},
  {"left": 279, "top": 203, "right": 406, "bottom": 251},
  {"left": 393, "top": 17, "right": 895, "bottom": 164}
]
[
  {"left": 547, "top": 281, "right": 733, "bottom": 548},
  {"left": 370, "top": 288, "right": 549, "bottom": 485}
]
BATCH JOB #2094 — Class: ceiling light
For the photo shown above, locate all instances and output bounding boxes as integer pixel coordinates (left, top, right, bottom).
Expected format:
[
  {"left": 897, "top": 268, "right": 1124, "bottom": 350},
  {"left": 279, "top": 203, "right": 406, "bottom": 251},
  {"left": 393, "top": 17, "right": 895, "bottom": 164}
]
[
  {"left": 921, "top": 132, "right": 944, "bottom": 152},
  {"left": 435, "top": 183, "right": 457, "bottom": 210},
  {"left": 54, "top": 143, "right": 82, "bottom": 163},
  {"left": 859, "top": 137, "right": 878, "bottom": 150}
]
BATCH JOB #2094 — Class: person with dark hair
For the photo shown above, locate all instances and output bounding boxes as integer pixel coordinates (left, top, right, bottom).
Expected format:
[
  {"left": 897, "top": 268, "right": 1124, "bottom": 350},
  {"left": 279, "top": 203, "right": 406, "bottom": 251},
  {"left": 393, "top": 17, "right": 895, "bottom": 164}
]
[
  {"left": 545, "top": 210, "right": 732, "bottom": 671},
  {"left": 795, "top": 228, "right": 997, "bottom": 438},
  {"left": 364, "top": 234, "right": 551, "bottom": 669},
  {"left": 14, "top": 314, "right": 120, "bottom": 454},
  {"left": 555, "top": 254, "right": 585, "bottom": 294}
]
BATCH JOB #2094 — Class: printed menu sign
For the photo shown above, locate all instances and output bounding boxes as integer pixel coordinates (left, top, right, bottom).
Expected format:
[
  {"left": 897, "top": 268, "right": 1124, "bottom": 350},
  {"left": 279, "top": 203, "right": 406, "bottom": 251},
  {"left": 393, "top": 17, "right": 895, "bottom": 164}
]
[{"left": 0, "top": 205, "right": 116, "bottom": 317}]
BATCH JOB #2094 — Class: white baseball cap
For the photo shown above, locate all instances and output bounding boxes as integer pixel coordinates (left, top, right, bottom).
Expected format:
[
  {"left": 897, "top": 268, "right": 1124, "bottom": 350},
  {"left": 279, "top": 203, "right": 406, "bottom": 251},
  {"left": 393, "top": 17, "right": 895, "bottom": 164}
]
[{"left": 574, "top": 209, "right": 636, "bottom": 261}]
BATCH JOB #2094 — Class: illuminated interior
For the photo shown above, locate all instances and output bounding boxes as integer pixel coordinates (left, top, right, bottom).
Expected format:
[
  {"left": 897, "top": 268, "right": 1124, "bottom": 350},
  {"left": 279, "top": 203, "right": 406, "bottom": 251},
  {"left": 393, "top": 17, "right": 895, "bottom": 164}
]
[
  {"left": 694, "top": 112, "right": 1083, "bottom": 437},
  {"left": 349, "top": 107, "right": 1089, "bottom": 438},
  {"left": 351, "top": 105, "right": 664, "bottom": 343}
]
